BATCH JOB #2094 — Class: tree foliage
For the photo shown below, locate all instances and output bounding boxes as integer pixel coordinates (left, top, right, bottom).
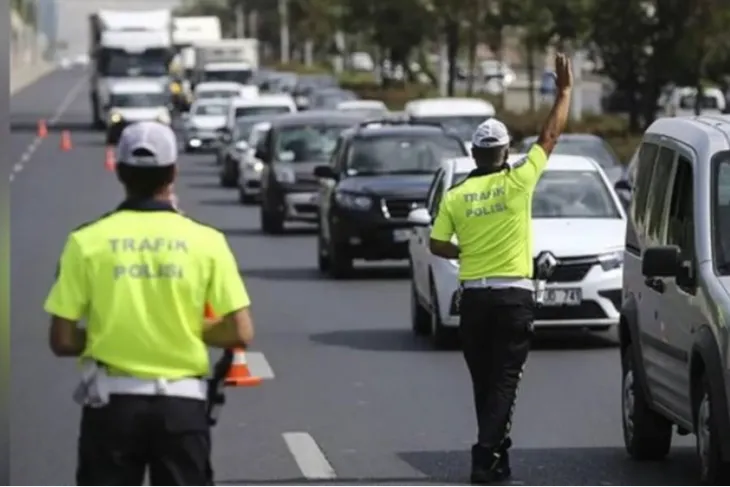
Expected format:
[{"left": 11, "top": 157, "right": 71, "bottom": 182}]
[{"left": 180, "top": 0, "right": 730, "bottom": 129}]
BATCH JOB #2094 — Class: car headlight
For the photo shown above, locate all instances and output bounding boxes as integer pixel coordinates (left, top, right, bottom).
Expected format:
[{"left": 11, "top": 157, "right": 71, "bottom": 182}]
[
  {"left": 170, "top": 82, "right": 181, "bottom": 94},
  {"left": 252, "top": 161, "right": 263, "bottom": 172},
  {"left": 335, "top": 191, "right": 372, "bottom": 210},
  {"left": 109, "top": 112, "right": 122, "bottom": 124},
  {"left": 598, "top": 251, "right": 623, "bottom": 271},
  {"left": 274, "top": 168, "right": 295, "bottom": 183}
]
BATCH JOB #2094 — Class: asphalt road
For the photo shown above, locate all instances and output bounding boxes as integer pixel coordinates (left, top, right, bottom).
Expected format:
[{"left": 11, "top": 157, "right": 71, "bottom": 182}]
[{"left": 10, "top": 68, "right": 695, "bottom": 485}]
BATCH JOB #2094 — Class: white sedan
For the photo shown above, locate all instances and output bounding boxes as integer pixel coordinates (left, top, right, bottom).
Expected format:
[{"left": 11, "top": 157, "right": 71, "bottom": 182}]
[{"left": 408, "top": 153, "right": 627, "bottom": 347}]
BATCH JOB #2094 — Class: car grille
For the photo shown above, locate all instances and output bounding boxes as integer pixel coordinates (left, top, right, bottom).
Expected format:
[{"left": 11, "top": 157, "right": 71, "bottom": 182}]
[
  {"left": 382, "top": 198, "right": 424, "bottom": 219},
  {"left": 537, "top": 256, "right": 597, "bottom": 283}
]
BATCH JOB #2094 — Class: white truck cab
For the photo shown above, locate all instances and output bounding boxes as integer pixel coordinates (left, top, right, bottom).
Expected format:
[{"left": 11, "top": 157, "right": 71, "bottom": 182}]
[{"left": 106, "top": 79, "right": 171, "bottom": 128}]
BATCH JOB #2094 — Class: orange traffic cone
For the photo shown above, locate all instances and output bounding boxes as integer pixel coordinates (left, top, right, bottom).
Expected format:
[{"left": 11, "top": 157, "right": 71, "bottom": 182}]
[
  {"left": 224, "top": 348, "right": 262, "bottom": 387},
  {"left": 37, "top": 119, "right": 47, "bottom": 138},
  {"left": 60, "top": 130, "right": 72, "bottom": 151},
  {"left": 104, "top": 146, "right": 115, "bottom": 171}
]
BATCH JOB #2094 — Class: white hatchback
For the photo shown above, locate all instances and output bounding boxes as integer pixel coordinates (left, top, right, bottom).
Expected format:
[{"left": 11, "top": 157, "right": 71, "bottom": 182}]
[{"left": 408, "top": 153, "right": 627, "bottom": 346}]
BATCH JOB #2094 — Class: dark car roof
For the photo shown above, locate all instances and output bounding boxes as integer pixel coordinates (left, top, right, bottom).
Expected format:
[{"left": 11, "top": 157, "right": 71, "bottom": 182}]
[
  {"left": 343, "top": 123, "right": 451, "bottom": 139},
  {"left": 269, "top": 110, "right": 366, "bottom": 128}
]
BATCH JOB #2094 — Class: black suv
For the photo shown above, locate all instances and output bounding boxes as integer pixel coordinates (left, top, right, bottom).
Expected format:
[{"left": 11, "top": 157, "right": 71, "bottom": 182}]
[
  {"left": 257, "top": 111, "right": 367, "bottom": 233},
  {"left": 314, "top": 120, "right": 468, "bottom": 278}
]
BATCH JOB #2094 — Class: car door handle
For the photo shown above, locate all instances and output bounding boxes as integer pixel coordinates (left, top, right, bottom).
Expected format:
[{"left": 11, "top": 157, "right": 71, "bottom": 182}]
[{"left": 644, "top": 277, "right": 665, "bottom": 294}]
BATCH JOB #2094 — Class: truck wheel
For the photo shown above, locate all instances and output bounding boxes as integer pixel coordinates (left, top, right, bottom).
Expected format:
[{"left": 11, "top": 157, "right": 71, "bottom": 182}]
[
  {"left": 697, "top": 374, "right": 730, "bottom": 484},
  {"left": 621, "top": 350, "right": 672, "bottom": 460}
]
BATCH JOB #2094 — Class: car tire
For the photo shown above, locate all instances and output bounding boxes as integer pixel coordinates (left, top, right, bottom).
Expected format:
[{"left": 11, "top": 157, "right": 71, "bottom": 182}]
[
  {"left": 621, "top": 350, "right": 673, "bottom": 461},
  {"left": 317, "top": 230, "right": 330, "bottom": 273},
  {"left": 696, "top": 374, "right": 730, "bottom": 484},
  {"left": 239, "top": 187, "right": 255, "bottom": 205},
  {"left": 260, "top": 204, "right": 283, "bottom": 234},
  {"left": 411, "top": 276, "right": 431, "bottom": 336},
  {"left": 328, "top": 240, "right": 352, "bottom": 279},
  {"left": 429, "top": 276, "right": 451, "bottom": 349}
]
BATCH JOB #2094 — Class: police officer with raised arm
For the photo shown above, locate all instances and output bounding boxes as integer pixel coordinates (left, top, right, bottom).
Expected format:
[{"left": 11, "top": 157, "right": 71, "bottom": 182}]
[
  {"left": 45, "top": 121, "right": 255, "bottom": 485},
  {"left": 428, "top": 54, "right": 573, "bottom": 484}
]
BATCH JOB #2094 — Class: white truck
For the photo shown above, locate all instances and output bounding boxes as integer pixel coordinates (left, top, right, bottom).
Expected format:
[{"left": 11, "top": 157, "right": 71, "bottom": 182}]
[
  {"left": 88, "top": 9, "right": 174, "bottom": 128},
  {"left": 193, "top": 39, "right": 259, "bottom": 88},
  {"left": 172, "top": 16, "right": 222, "bottom": 80}
]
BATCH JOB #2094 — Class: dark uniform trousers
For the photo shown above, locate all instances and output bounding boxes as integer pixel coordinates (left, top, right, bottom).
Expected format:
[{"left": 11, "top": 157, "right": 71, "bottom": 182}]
[
  {"left": 458, "top": 287, "right": 534, "bottom": 462},
  {"left": 77, "top": 394, "right": 212, "bottom": 486}
]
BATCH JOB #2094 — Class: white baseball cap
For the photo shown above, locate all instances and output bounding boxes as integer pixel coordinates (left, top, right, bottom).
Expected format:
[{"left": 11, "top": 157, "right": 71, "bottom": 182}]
[
  {"left": 117, "top": 121, "right": 178, "bottom": 167},
  {"left": 471, "top": 118, "right": 510, "bottom": 149}
]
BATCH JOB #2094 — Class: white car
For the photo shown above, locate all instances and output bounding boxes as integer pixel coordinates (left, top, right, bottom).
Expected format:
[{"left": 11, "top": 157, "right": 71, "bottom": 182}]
[
  {"left": 404, "top": 97, "right": 495, "bottom": 151},
  {"left": 238, "top": 121, "right": 271, "bottom": 204},
  {"left": 336, "top": 99, "right": 389, "bottom": 118},
  {"left": 226, "top": 94, "right": 297, "bottom": 129},
  {"left": 183, "top": 99, "right": 230, "bottom": 152},
  {"left": 408, "top": 153, "right": 627, "bottom": 346},
  {"left": 106, "top": 80, "right": 171, "bottom": 129},
  {"left": 194, "top": 81, "right": 258, "bottom": 101}
]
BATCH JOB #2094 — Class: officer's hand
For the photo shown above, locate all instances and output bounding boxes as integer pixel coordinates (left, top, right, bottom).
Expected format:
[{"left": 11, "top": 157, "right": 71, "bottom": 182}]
[{"left": 555, "top": 53, "right": 573, "bottom": 92}]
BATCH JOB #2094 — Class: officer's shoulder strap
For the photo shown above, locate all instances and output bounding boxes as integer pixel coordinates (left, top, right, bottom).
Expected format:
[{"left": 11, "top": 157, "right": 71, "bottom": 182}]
[
  {"left": 177, "top": 213, "right": 225, "bottom": 236},
  {"left": 447, "top": 163, "right": 509, "bottom": 194}
]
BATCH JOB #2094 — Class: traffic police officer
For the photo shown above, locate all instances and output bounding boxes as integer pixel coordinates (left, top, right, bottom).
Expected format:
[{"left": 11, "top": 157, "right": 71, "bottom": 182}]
[
  {"left": 45, "top": 121, "right": 255, "bottom": 485},
  {"left": 429, "top": 54, "right": 573, "bottom": 484}
]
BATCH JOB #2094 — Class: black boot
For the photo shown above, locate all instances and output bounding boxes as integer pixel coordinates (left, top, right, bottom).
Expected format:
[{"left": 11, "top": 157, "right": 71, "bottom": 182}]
[{"left": 470, "top": 440, "right": 512, "bottom": 485}]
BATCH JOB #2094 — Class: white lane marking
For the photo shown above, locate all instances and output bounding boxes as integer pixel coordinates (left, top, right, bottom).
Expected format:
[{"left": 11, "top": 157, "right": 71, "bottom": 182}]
[
  {"left": 283, "top": 432, "right": 337, "bottom": 480},
  {"left": 246, "top": 351, "right": 275, "bottom": 379},
  {"left": 9, "top": 74, "right": 87, "bottom": 183}
]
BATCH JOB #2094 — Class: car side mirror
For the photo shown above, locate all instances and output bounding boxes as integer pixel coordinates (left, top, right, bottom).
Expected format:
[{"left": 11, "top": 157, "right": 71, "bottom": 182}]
[
  {"left": 614, "top": 180, "right": 631, "bottom": 192},
  {"left": 408, "top": 207, "right": 431, "bottom": 226},
  {"left": 314, "top": 165, "right": 336, "bottom": 179},
  {"left": 642, "top": 246, "right": 681, "bottom": 277}
]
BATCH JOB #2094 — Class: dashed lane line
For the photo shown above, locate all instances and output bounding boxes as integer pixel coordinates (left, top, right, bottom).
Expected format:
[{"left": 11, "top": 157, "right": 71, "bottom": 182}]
[
  {"left": 283, "top": 432, "right": 337, "bottom": 480},
  {"left": 9, "top": 73, "right": 88, "bottom": 183}
]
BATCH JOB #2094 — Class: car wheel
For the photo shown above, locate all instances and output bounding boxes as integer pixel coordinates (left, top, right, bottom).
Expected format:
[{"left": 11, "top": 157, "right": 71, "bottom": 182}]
[
  {"left": 696, "top": 374, "right": 730, "bottom": 484},
  {"left": 621, "top": 349, "right": 672, "bottom": 460},
  {"left": 260, "top": 203, "right": 283, "bottom": 234},
  {"left": 317, "top": 229, "right": 330, "bottom": 273},
  {"left": 328, "top": 239, "right": 352, "bottom": 279},
  {"left": 429, "top": 276, "right": 451, "bottom": 349},
  {"left": 410, "top": 275, "right": 431, "bottom": 336}
]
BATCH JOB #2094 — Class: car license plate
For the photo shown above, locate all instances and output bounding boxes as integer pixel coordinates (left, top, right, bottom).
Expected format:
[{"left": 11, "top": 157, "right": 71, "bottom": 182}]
[
  {"left": 393, "top": 229, "right": 412, "bottom": 242},
  {"left": 542, "top": 288, "right": 582, "bottom": 306}
]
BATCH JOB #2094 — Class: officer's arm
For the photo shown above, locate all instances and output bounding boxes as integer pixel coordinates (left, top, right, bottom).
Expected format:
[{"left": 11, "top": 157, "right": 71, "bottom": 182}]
[
  {"left": 45, "top": 235, "right": 89, "bottom": 357},
  {"left": 429, "top": 197, "right": 460, "bottom": 259},
  {"left": 536, "top": 87, "right": 571, "bottom": 156},
  {"left": 203, "top": 234, "right": 255, "bottom": 348}
]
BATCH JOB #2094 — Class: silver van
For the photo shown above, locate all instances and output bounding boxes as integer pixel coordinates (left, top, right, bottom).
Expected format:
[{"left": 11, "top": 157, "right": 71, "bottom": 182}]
[{"left": 619, "top": 115, "right": 730, "bottom": 483}]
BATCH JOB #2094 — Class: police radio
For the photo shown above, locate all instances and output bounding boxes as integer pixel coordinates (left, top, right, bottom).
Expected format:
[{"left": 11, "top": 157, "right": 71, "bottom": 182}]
[{"left": 534, "top": 251, "right": 558, "bottom": 306}]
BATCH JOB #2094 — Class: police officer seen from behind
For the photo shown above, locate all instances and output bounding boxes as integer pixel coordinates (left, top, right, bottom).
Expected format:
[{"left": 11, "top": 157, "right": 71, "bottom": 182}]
[
  {"left": 45, "top": 121, "right": 254, "bottom": 486},
  {"left": 429, "top": 54, "right": 573, "bottom": 484}
]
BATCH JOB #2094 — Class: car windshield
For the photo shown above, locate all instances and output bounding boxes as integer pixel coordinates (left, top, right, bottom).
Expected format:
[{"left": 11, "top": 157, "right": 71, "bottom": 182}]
[
  {"left": 312, "top": 91, "right": 357, "bottom": 109},
  {"left": 520, "top": 137, "right": 620, "bottom": 168},
  {"left": 110, "top": 93, "right": 167, "bottom": 107},
  {"left": 453, "top": 169, "right": 621, "bottom": 218},
  {"left": 194, "top": 103, "right": 227, "bottom": 115},
  {"left": 274, "top": 124, "right": 350, "bottom": 162},
  {"left": 234, "top": 120, "right": 258, "bottom": 141},
  {"left": 235, "top": 105, "right": 291, "bottom": 117},
  {"left": 347, "top": 134, "right": 466, "bottom": 175},
  {"left": 203, "top": 70, "right": 252, "bottom": 84},
  {"left": 197, "top": 90, "right": 237, "bottom": 99},
  {"left": 410, "top": 115, "right": 488, "bottom": 142},
  {"left": 100, "top": 49, "right": 168, "bottom": 77},
  {"left": 680, "top": 94, "right": 719, "bottom": 110}
]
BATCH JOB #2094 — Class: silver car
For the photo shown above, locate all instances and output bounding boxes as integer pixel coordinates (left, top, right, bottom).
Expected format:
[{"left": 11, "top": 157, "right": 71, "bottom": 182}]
[
  {"left": 238, "top": 121, "right": 272, "bottom": 204},
  {"left": 182, "top": 99, "right": 230, "bottom": 152},
  {"left": 620, "top": 115, "right": 730, "bottom": 483}
]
